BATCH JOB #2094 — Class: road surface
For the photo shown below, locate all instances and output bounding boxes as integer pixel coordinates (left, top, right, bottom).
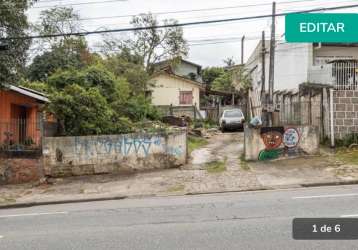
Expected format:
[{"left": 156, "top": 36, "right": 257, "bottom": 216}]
[{"left": 1, "top": 185, "right": 358, "bottom": 249}]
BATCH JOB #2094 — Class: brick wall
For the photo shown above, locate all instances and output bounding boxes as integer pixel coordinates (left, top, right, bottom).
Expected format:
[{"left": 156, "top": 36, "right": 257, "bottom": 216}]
[
  {"left": 0, "top": 157, "right": 43, "bottom": 185},
  {"left": 333, "top": 90, "right": 358, "bottom": 139}
]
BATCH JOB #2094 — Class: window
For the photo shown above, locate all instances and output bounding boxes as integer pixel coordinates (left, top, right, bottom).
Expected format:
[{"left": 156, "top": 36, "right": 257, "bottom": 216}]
[
  {"left": 179, "top": 91, "right": 193, "bottom": 105},
  {"left": 224, "top": 110, "right": 243, "bottom": 118}
]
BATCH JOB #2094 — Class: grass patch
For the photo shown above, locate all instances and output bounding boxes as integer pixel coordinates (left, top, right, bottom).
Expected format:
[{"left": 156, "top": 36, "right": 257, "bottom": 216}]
[
  {"left": 335, "top": 149, "right": 358, "bottom": 165},
  {"left": 239, "top": 154, "right": 250, "bottom": 171},
  {"left": 188, "top": 136, "right": 208, "bottom": 154},
  {"left": 0, "top": 197, "right": 16, "bottom": 204},
  {"left": 206, "top": 159, "right": 227, "bottom": 173},
  {"left": 167, "top": 184, "right": 185, "bottom": 192}
]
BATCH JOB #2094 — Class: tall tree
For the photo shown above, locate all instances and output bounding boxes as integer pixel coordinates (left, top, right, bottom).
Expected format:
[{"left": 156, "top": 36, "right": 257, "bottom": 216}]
[
  {"left": 102, "top": 14, "right": 188, "bottom": 73},
  {"left": 0, "top": 0, "right": 36, "bottom": 86},
  {"left": 28, "top": 7, "right": 95, "bottom": 81},
  {"left": 102, "top": 48, "right": 150, "bottom": 94},
  {"left": 27, "top": 38, "right": 94, "bottom": 82},
  {"left": 33, "top": 6, "right": 81, "bottom": 47}
]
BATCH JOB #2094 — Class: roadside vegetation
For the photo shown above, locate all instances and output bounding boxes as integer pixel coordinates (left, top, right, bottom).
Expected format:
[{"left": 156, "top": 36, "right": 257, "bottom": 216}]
[
  {"left": 188, "top": 136, "right": 209, "bottom": 154},
  {"left": 239, "top": 154, "right": 250, "bottom": 171},
  {"left": 205, "top": 158, "right": 227, "bottom": 173},
  {"left": 167, "top": 184, "right": 185, "bottom": 193},
  {"left": 335, "top": 149, "right": 358, "bottom": 165},
  {"left": 3, "top": 5, "right": 188, "bottom": 136}
]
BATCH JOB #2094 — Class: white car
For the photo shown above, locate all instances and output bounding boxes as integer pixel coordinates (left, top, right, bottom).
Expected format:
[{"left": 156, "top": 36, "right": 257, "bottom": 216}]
[{"left": 219, "top": 109, "right": 245, "bottom": 132}]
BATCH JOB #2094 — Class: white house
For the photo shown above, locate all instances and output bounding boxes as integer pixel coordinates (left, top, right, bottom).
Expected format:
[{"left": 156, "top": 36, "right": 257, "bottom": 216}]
[
  {"left": 245, "top": 41, "right": 358, "bottom": 140},
  {"left": 246, "top": 41, "right": 358, "bottom": 93}
]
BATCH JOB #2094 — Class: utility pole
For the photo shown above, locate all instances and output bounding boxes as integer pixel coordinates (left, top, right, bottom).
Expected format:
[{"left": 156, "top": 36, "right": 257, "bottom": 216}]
[
  {"left": 260, "top": 31, "right": 266, "bottom": 101},
  {"left": 241, "top": 35, "right": 245, "bottom": 65},
  {"left": 268, "top": 1, "right": 276, "bottom": 126}
]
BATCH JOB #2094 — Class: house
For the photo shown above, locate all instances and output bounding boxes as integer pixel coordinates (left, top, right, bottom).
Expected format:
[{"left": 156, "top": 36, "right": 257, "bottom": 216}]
[
  {"left": 0, "top": 85, "right": 49, "bottom": 148},
  {"left": 245, "top": 41, "right": 358, "bottom": 140},
  {"left": 246, "top": 42, "right": 358, "bottom": 93},
  {"left": 150, "top": 59, "right": 205, "bottom": 114},
  {"left": 154, "top": 58, "right": 203, "bottom": 83}
]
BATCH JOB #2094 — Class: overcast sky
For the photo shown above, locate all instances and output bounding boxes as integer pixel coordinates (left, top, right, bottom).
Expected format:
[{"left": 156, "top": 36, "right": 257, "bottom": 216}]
[{"left": 27, "top": 0, "right": 358, "bottom": 67}]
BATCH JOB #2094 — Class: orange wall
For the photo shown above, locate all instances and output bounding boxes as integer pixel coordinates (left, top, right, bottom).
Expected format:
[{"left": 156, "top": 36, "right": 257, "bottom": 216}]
[{"left": 0, "top": 90, "right": 41, "bottom": 145}]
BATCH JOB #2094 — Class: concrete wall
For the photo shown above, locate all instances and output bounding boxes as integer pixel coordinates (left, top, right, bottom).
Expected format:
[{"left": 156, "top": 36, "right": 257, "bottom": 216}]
[
  {"left": 333, "top": 90, "right": 358, "bottom": 139},
  {"left": 244, "top": 125, "right": 319, "bottom": 161},
  {"left": 246, "top": 41, "right": 311, "bottom": 92},
  {"left": 43, "top": 130, "right": 187, "bottom": 177},
  {"left": 150, "top": 73, "right": 201, "bottom": 109},
  {"left": 0, "top": 157, "right": 43, "bottom": 184}
]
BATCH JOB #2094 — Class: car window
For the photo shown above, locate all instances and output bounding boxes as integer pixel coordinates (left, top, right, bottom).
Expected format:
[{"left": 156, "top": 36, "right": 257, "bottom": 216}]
[{"left": 224, "top": 110, "right": 243, "bottom": 118}]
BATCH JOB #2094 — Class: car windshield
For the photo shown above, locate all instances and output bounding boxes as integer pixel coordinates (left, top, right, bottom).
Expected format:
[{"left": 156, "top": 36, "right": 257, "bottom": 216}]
[{"left": 224, "top": 110, "right": 242, "bottom": 118}]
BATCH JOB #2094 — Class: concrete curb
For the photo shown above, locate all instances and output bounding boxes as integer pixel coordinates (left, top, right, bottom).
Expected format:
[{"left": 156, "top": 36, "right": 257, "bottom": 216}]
[
  {"left": 301, "top": 179, "right": 358, "bottom": 187},
  {"left": 0, "top": 196, "right": 127, "bottom": 210},
  {"left": 2, "top": 179, "right": 358, "bottom": 210}
]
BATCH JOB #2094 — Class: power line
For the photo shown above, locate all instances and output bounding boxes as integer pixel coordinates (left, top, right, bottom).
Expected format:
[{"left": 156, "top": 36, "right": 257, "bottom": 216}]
[
  {"left": 32, "top": 0, "right": 128, "bottom": 9},
  {"left": 5, "top": 3, "right": 358, "bottom": 41},
  {"left": 74, "top": 0, "right": 325, "bottom": 21}
]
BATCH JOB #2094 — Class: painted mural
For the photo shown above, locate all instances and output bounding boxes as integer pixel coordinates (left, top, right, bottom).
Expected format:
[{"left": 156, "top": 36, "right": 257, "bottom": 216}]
[{"left": 258, "top": 127, "right": 301, "bottom": 161}]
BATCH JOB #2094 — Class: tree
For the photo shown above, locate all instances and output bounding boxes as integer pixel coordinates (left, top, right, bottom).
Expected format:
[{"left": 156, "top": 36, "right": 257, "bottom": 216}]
[
  {"left": 48, "top": 64, "right": 130, "bottom": 104},
  {"left": 28, "top": 7, "right": 93, "bottom": 81},
  {"left": 102, "top": 49, "right": 150, "bottom": 94},
  {"left": 0, "top": 0, "right": 36, "bottom": 87},
  {"left": 223, "top": 57, "right": 235, "bottom": 67},
  {"left": 48, "top": 84, "right": 117, "bottom": 136},
  {"left": 33, "top": 6, "right": 81, "bottom": 47},
  {"left": 202, "top": 67, "right": 226, "bottom": 85},
  {"left": 202, "top": 66, "right": 233, "bottom": 92},
  {"left": 232, "top": 66, "right": 252, "bottom": 92},
  {"left": 27, "top": 38, "right": 91, "bottom": 82},
  {"left": 211, "top": 71, "right": 233, "bottom": 92},
  {"left": 102, "top": 14, "right": 188, "bottom": 73},
  {"left": 45, "top": 65, "right": 158, "bottom": 136}
]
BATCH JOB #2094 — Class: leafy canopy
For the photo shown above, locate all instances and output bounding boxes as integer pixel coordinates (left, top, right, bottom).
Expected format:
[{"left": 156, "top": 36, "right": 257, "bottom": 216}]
[
  {"left": 46, "top": 64, "right": 158, "bottom": 136},
  {"left": 0, "top": 0, "right": 36, "bottom": 86}
]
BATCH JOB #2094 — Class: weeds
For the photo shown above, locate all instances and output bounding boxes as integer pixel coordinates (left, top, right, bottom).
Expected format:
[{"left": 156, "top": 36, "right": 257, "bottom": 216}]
[
  {"left": 206, "top": 158, "right": 227, "bottom": 173},
  {"left": 188, "top": 136, "right": 208, "bottom": 154}
]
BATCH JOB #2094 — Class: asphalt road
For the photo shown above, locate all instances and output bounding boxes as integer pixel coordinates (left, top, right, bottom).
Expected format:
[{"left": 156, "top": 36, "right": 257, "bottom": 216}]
[{"left": 1, "top": 185, "right": 358, "bottom": 250}]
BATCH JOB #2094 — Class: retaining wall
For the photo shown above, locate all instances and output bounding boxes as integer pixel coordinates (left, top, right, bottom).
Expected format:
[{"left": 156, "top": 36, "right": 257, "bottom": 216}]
[
  {"left": 43, "top": 130, "right": 187, "bottom": 177},
  {"left": 0, "top": 157, "right": 43, "bottom": 184},
  {"left": 244, "top": 125, "right": 319, "bottom": 161}
]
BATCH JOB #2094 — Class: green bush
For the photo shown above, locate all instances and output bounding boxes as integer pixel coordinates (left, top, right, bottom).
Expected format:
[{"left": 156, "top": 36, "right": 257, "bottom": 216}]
[{"left": 335, "top": 133, "right": 358, "bottom": 147}]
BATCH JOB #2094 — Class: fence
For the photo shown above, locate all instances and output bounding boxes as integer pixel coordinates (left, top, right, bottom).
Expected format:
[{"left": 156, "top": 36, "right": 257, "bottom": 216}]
[
  {"left": 277, "top": 101, "right": 322, "bottom": 126},
  {"left": 332, "top": 61, "right": 358, "bottom": 90},
  {"left": 0, "top": 119, "right": 41, "bottom": 151},
  {"left": 157, "top": 105, "right": 203, "bottom": 120},
  {"left": 273, "top": 87, "right": 330, "bottom": 141},
  {"left": 201, "top": 104, "right": 247, "bottom": 123},
  {"left": 0, "top": 119, "right": 59, "bottom": 152}
]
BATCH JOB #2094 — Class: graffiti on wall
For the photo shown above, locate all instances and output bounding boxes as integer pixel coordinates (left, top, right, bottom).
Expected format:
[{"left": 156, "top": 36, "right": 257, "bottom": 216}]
[
  {"left": 283, "top": 128, "right": 300, "bottom": 148},
  {"left": 258, "top": 127, "right": 301, "bottom": 161},
  {"left": 74, "top": 135, "right": 183, "bottom": 158}
]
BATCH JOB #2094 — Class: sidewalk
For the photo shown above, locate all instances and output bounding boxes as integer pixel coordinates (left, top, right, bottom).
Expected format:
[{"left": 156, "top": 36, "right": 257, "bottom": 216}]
[{"left": 1, "top": 133, "right": 358, "bottom": 208}]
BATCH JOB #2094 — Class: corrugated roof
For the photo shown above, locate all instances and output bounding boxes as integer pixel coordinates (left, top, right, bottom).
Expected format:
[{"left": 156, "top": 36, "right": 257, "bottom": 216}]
[{"left": 8, "top": 85, "right": 49, "bottom": 103}]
